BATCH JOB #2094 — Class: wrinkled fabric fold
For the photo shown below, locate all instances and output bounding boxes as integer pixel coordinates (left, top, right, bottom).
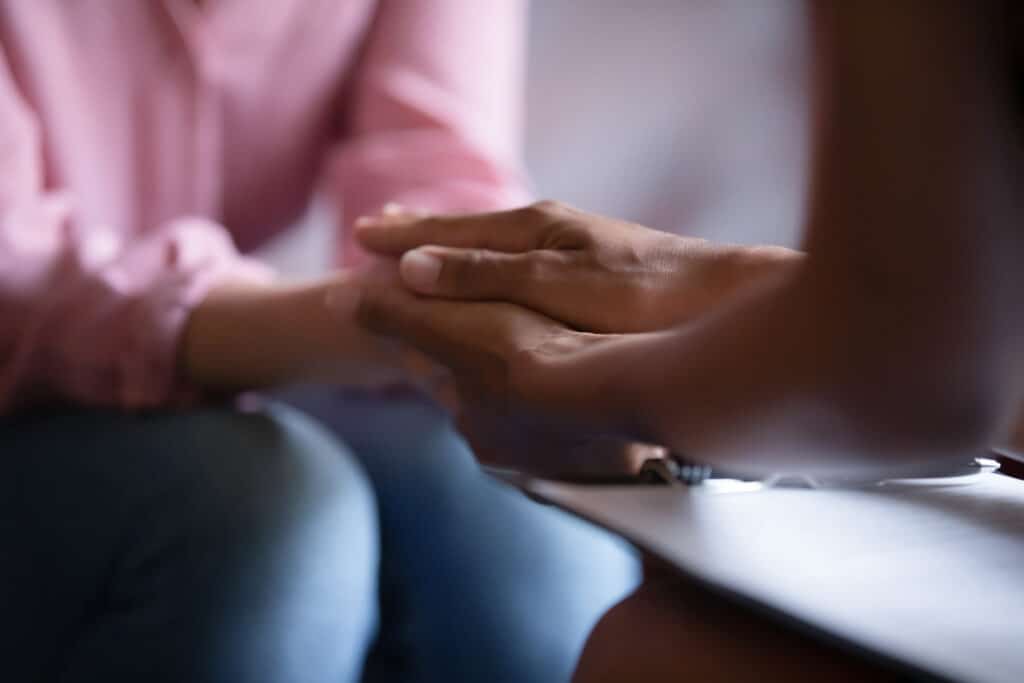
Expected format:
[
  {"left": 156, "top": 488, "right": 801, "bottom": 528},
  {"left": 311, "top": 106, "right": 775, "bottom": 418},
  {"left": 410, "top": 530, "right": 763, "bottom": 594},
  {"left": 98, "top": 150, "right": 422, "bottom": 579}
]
[{"left": 0, "top": 0, "right": 527, "bottom": 411}]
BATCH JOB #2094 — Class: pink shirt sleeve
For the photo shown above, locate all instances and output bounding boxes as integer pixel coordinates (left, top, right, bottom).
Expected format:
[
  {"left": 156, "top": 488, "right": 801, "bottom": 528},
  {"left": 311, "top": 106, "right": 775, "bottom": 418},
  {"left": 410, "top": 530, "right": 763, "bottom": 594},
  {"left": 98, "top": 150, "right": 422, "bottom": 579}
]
[
  {"left": 0, "top": 61, "right": 273, "bottom": 414},
  {"left": 325, "top": 0, "right": 532, "bottom": 266}
]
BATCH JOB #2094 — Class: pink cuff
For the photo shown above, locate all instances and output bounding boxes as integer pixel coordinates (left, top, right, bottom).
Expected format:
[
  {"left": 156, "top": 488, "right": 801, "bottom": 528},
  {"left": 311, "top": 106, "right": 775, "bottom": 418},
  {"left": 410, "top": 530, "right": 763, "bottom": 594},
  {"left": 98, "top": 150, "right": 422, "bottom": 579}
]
[
  {"left": 5, "top": 216, "right": 275, "bottom": 413},
  {"left": 116, "top": 218, "right": 276, "bottom": 409}
]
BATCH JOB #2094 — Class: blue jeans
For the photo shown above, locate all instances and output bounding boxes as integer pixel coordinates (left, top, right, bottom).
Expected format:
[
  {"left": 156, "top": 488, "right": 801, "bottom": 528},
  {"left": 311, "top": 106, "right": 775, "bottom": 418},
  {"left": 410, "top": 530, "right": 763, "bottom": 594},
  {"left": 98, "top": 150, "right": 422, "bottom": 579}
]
[
  {"left": 2, "top": 392, "right": 639, "bottom": 682},
  {"left": 281, "top": 388, "right": 640, "bottom": 683},
  {"left": 1, "top": 403, "right": 378, "bottom": 683}
]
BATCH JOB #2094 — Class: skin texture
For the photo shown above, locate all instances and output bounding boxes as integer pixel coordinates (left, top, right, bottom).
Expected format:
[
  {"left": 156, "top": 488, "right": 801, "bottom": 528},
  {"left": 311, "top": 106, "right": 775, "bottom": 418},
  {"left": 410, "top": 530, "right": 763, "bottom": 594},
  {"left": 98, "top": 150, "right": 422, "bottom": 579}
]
[
  {"left": 351, "top": 0, "right": 1023, "bottom": 483},
  {"left": 356, "top": 202, "right": 801, "bottom": 333},
  {"left": 182, "top": 274, "right": 412, "bottom": 392}
]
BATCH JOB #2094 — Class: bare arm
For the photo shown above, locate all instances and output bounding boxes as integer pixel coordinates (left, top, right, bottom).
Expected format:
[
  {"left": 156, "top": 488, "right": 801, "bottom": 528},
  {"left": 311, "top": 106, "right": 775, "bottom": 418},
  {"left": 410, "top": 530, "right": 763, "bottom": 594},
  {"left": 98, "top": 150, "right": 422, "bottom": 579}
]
[
  {"left": 352, "top": 1, "right": 1023, "bottom": 479},
  {"left": 182, "top": 276, "right": 407, "bottom": 395},
  {"left": 568, "top": 1, "right": 1023, "bottom": 476}
]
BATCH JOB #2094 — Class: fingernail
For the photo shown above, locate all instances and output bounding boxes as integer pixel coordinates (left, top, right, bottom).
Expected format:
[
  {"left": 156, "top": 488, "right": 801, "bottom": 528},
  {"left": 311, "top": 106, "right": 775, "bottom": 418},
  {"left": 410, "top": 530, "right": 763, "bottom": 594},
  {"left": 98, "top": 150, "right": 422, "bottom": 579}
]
[
  {"left": 400, "top": 249, "right": 442, "bottom": 292},
  {"left": 354, "top": 215, "right": 375, "bottom": 230}
]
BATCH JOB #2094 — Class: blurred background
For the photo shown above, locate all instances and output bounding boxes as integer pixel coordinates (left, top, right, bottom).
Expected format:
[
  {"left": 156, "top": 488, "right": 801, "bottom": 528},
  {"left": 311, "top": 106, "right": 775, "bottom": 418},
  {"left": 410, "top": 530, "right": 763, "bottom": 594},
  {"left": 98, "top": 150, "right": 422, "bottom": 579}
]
[
  {"left": 260, "top": 0, "right": 810, "bottom": 274},
  {"left": 526, "top": 0, "right": 807, "bottom": 246}
]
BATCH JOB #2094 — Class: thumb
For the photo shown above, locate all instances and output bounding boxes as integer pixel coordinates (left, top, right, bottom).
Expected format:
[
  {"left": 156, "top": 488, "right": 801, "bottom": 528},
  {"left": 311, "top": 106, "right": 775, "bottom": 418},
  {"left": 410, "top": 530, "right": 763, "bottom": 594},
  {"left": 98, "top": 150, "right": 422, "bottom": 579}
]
[{"left": 399, "top": 246, "right": 542, "bottom": 303}]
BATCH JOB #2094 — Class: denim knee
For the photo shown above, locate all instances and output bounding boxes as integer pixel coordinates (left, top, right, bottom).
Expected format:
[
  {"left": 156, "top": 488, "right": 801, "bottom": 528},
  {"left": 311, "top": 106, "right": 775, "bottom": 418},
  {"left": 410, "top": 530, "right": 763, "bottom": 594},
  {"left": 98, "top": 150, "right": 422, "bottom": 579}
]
[
  {"left": 144, "top": 404, "right": 382, "bottom": 683},
  {"left": 278, "top": 388, "right": 640, "bottom": 683},
  {"left": 4, "top": 404, "right": 380, "bottom": 683},
  {"left": 192, "top": 404, "right": 381, "bottom": 681}
]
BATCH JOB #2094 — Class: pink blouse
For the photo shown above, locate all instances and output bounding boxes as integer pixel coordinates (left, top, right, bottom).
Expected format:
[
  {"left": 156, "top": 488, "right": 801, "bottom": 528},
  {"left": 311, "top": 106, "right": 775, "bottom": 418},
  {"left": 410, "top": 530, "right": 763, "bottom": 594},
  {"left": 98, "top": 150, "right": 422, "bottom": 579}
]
[{"left": 0, "top": 0, "right": 528, "bottom": 413}]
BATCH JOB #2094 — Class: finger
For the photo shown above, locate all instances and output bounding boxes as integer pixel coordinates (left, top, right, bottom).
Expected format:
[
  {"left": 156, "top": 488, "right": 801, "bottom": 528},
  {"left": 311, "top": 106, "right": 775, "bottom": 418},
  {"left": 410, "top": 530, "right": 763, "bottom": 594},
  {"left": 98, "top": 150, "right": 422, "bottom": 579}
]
[
  {"left": 379, "top": 203, "right": 430, "bottom": 218},
  {"left": 354, "top": 202, "right": 565, "bottom": 255},
  {"left": 399, "top": 246, "right": 567, "bottom": 305},
  {"left": 399, "top": 246, "right": 601, "bottom": 332},
  {"left": 455, "top": 411, "right": 656, "bottom": 479},
  {"left": 561, "top": 439, "right": 662, "bottom": 479},
  {"left": 356, "top": 282, "right": 503, "bottom": 369},
  {"left": 356, "top": 278, "right": 563, "bottom": 383}
]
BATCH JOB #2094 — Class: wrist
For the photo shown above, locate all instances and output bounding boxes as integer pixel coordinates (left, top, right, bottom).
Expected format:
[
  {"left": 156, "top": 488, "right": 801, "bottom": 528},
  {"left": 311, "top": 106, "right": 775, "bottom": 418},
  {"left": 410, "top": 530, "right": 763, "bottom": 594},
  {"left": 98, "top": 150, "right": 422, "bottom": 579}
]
[
  {"left": 544, "top": 329, "right": 667, "bottom": 443},
  {"left": 184, "top": 274, "right": 397, "bottom": 392},
  {"left": 183, "top": 279, "right": 325, "bottom": 391},
  {"left": 654, "top": 237, "right": 804, "bottom": 329},
  {"left": 719, "top": 244, "right": 805, "bottom": 293}
]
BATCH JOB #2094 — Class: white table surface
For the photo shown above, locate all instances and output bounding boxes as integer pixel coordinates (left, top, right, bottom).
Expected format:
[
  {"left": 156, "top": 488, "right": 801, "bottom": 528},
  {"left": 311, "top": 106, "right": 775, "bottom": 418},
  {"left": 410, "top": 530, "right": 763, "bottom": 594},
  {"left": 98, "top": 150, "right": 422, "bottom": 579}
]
[{"left": 527, "top": 473, "right": 1024, "bottom": 683}]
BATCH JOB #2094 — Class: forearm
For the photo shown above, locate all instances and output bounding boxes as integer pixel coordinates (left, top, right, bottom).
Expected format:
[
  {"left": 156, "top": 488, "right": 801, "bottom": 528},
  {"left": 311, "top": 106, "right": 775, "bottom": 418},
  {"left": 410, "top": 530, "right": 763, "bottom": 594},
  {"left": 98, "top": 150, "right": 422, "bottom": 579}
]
[
  {"left": 582, "top": 269, "right": 994, "bottom": 478},
  {"left": 577, "top": 1, "right": 1023, "bottom": 477},
  {"left": 566, "top": 268, "right": 842, "bottom": 476},
  {"left": 182, "top": 276, "right": 396, "bottom": 393}
]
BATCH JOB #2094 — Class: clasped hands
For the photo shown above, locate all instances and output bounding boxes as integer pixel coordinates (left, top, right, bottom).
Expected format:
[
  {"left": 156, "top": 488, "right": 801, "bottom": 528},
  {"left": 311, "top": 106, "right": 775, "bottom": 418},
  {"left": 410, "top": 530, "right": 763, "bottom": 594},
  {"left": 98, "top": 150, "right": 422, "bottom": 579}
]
[{"left": 335, "top": 201, "right": 801, "bottom": 478}]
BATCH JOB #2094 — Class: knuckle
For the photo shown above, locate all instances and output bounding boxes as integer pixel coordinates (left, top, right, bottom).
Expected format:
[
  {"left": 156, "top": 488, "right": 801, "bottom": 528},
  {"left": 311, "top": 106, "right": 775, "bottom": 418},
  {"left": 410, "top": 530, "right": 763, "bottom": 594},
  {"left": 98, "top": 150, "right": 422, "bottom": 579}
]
[
  {"left": 523, "top": 202, "right": 586, "bottom": 249},
  {"left": 527, "top": 199, "right": 564, "bottom": 217},
  {"left": 512, "top": 204, "right": 542, "bottom": 225},
  {"left": 531, "top": 248, "right": 572, "bottom": 276},
  {"left": 516, "top": 252, "right": 543, "bottom": 282}
]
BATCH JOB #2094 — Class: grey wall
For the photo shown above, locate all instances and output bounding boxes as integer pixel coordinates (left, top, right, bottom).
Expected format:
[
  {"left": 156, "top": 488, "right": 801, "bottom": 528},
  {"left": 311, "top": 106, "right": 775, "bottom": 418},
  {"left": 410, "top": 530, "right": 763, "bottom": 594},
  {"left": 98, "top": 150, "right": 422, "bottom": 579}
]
[
  {"left": 525, "top": 0, "right": 808, "bottom": 246},
  {"left": 261, "top": 0, "right": 810, "bottom": 276}
]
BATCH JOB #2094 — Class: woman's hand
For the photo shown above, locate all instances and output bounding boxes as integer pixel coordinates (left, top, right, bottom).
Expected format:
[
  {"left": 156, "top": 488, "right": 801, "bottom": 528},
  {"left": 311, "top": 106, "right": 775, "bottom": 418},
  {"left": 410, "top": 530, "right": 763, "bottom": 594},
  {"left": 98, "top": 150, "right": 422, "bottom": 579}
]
[
  {"left": 355, "top": 201, "right": 802, "bottom": 333},
  {"left": 342, "top": 265, "right": 655, "bottom": 478}
]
